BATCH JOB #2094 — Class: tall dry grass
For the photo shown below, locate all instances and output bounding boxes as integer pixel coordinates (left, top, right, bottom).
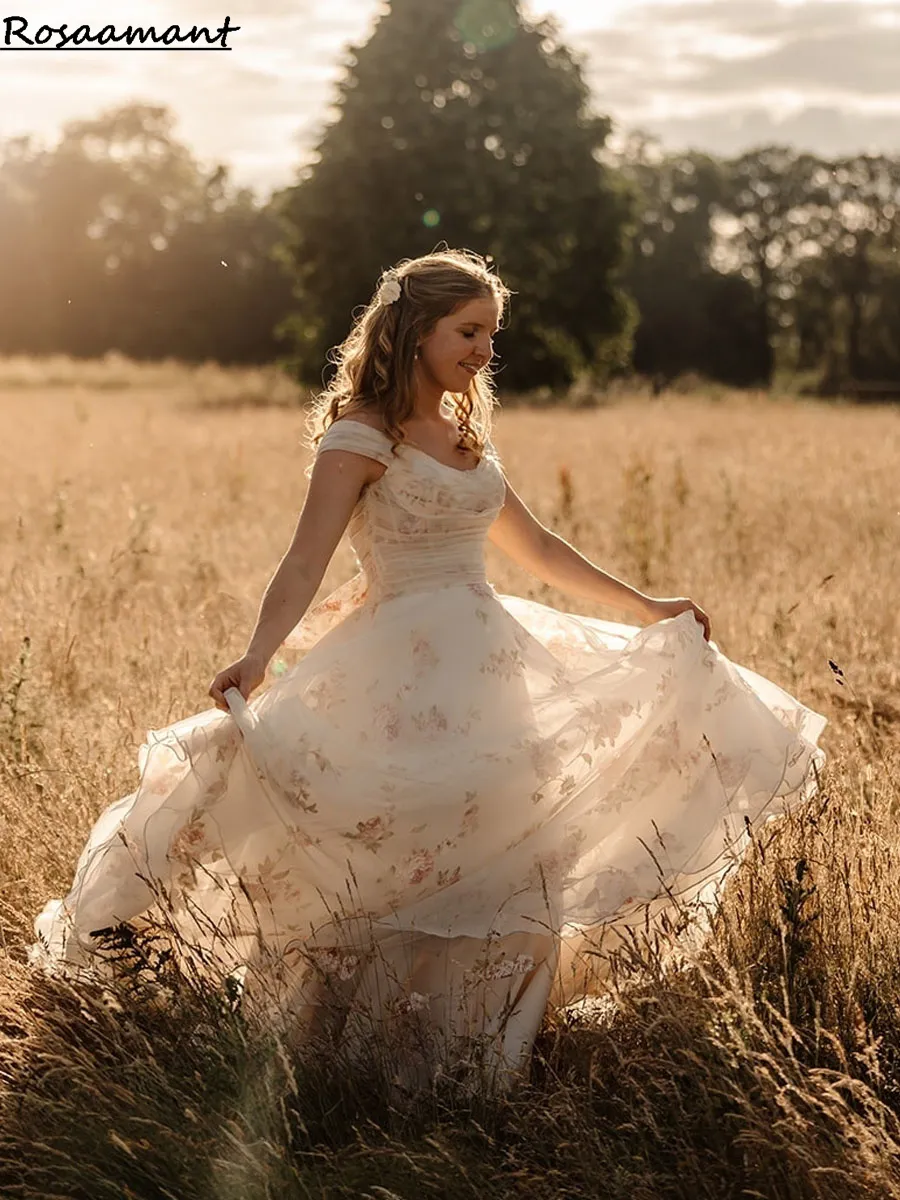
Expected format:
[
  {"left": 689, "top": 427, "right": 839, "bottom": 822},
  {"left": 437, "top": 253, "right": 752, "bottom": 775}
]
[{"left": 1, "top": 358, "right": 899, "bottom": 1197}]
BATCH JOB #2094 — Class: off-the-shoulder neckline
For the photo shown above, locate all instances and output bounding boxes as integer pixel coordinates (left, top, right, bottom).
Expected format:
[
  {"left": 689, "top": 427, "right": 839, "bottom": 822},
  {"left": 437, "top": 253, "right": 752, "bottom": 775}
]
[{"left": 333, "top": 416, "right": 485, "bottom": 476}]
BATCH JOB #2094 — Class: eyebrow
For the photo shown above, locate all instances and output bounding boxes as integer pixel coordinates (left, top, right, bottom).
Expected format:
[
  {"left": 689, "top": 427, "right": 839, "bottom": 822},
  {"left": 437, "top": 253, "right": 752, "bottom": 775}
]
[{"left": 457, "top": 321, "right": 500, "bottom": 332}]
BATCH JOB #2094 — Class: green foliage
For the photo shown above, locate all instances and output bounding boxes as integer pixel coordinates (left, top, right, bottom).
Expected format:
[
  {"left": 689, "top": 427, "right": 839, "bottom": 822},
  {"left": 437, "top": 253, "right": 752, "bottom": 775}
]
[
  {"left": 719, "top": 148, "right": 900, "bottom": 392},
  {"left": 4, "top": 82, "right": 900, "bottom": 396},
  {"left": 613, "top": 133, "right": 767, "bottom": 387},
  {"left": 276, "top": 0, "right": 635, "bottom": 389},
  {"left": 0, "top": 103, "right": 292, "bottom": 364},
  {"left": 609, "top": 137, "right": 900, "bottom": 394}
]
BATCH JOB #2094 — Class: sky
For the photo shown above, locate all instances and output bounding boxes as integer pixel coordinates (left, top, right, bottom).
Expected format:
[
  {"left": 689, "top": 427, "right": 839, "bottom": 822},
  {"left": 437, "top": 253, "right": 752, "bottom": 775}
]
[{"left": 1, "top": 0, "right": 899, "bottom": 196}]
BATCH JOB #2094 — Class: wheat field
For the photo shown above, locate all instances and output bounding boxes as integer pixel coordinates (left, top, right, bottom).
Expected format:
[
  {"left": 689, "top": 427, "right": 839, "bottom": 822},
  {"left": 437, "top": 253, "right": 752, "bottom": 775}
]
[{"left": 1, "top": 357, "right": 899, "bottom": 1197}]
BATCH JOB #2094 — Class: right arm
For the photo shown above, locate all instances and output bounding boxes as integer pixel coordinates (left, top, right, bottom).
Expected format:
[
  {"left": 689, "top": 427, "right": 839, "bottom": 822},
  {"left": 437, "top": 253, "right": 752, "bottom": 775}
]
[{"left": 208, "top": 446, "right": 384, "bottom": 709}]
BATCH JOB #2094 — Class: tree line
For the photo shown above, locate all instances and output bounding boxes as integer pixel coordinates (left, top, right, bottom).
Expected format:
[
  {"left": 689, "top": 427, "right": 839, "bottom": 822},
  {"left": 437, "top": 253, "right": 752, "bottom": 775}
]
[{"left": 2, "top": 0, "right": 899, "bottom": 396}]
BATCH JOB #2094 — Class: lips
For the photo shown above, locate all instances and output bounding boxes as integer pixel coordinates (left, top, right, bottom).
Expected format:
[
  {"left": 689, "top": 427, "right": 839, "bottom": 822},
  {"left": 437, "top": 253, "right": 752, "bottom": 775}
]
[{"left": 460, "top": 362, "right": 482, "bottom": 375}]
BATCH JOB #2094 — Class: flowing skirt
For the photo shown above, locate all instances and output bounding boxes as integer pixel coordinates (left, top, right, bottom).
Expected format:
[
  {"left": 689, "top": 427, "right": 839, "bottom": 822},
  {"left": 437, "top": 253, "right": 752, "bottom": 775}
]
[{"left": 33, "top": 580, "right": 826, "bottom": 1085}]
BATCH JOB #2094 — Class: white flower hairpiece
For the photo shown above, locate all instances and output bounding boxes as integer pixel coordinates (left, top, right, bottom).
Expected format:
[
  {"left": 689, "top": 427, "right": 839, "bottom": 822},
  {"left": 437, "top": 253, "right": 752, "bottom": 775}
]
[{"left": 377, "top": 271, "right": 402, "bottom": 306}]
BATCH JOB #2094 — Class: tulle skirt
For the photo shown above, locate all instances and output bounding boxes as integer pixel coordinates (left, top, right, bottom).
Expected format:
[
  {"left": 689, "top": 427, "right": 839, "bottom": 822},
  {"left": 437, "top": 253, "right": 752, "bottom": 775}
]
[{"left": 33, "top": 580, "right": 826, "bottom": 1083}]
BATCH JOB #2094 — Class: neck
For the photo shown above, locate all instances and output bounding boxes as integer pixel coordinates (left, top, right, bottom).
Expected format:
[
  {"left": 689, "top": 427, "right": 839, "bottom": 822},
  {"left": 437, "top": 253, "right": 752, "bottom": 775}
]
[{"left": 411, "top": 362, "right": 447, "bottom": 421}]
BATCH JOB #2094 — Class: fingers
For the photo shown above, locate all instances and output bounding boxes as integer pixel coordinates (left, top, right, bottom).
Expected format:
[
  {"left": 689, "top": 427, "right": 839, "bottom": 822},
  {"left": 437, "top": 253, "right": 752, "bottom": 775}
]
[{"left": 693, "top": 607, "right": 711, "bottom": 642}]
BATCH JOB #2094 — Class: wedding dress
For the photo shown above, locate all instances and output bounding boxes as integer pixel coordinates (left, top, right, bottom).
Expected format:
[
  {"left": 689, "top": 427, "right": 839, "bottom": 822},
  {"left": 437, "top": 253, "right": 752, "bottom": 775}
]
[{"left": 32, "top": 419, "right": 826, "bottom": 1085}]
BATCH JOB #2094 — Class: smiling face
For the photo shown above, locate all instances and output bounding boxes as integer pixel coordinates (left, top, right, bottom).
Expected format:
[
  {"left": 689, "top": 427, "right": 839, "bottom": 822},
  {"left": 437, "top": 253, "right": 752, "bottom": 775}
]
[{"left": 415, "top": 295, "right": 501, "bottom": 397}]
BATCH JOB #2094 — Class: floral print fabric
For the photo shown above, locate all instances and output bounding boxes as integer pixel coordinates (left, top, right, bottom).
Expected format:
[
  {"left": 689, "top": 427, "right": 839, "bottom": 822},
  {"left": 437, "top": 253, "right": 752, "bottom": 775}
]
[{"left": 32, "top": 419, "right": 826, "bottom": 1073}]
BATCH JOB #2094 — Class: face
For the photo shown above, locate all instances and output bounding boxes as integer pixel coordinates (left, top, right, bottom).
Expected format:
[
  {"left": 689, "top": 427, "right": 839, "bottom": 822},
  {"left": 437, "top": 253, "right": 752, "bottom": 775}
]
[{"left": 416, "top": 295, "right": 501, "bottom": 395}]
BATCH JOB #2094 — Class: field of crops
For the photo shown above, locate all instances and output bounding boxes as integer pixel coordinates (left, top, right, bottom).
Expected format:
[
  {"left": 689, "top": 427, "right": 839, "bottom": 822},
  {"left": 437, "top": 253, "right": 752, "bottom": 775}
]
[{"left": 1, "top": 359, "right": 898, "bottom": 1197}]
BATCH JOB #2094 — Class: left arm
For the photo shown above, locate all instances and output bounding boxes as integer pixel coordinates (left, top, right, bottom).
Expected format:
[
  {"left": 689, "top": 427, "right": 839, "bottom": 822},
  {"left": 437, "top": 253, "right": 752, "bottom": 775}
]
[{"left": 487, "top": 478, "right": 712, "bottom": 639}]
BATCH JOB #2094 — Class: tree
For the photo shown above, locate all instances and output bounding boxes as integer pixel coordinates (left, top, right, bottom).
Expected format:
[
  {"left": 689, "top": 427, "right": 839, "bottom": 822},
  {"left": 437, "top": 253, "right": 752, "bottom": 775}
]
[
  {"left": 716, "top": 148, "right": 900, "bottom": 390},
  {"left": 277, "top": 0, "right": 634, "bottom": 390},
  {"left": 0, "top": 103, "right": 293, "bottom": 364},
  {"left": 717, "top": 147, "right": 825, "bottom": 386},
  {"left": 0, "top": 137, "right": 57, "bottom": 354},
  {"left": 802, "top": 154, "right": 900, "bottom": 386},
  {"left": 610, "top": 133, "right": 766, "bottom": 386}
]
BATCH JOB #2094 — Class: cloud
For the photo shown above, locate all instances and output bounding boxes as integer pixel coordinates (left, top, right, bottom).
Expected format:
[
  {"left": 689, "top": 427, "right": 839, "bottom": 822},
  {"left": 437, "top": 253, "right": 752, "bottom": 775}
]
[
  {"left": 3, "top": 0, "right": 900, "bottom": 193},
  {"left": 0, "top": 0, "right": 376, "bottom": 193},
  {"left": 575, "top": 0, "right": 900, "bottom": 96},
  {"left": 630, "top": 104, "right": 900, "bottom": 156},
  {"left": 679, "top": 31, "right": 900, "bottom": 97},
  {"left": 635, "top": 0, "right": 892, "bottom": 40},
  {"left": 566, "top": 0, "right": 900, "bottom": 160}
]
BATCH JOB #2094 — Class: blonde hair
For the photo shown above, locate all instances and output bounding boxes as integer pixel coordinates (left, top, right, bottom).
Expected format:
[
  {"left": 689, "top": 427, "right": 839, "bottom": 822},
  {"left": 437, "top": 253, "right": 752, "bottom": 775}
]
[{"left": 306, "top": 248, "right": 510, "bottom": 459}]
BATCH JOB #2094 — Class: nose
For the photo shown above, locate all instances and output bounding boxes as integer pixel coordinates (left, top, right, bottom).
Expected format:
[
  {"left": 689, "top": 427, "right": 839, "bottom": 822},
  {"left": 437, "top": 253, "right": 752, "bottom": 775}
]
[{"left": 476, "top": 335, "right": 493, "bottom": 363}]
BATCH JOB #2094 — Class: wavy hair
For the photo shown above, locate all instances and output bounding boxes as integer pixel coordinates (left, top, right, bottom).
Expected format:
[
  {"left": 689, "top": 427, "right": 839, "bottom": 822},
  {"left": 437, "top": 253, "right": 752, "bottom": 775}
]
[{"left": 306, "top": 248, "right": 510, "bottom": 460}]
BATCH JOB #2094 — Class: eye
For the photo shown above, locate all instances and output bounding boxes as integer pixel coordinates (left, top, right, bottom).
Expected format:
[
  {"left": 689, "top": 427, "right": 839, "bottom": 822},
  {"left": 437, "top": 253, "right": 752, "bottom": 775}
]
[{"left": 462, "top": 331, "right": 475, "bottom": 339}]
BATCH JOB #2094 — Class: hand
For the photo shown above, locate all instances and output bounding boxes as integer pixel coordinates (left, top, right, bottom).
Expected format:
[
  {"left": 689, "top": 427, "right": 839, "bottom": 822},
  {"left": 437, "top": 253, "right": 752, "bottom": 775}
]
[
  {"left": 642, "top": 596, "right": 712, "bottom": 642},
  {"left": 208, "top": 652, "right": 268, "bottom": 712}
]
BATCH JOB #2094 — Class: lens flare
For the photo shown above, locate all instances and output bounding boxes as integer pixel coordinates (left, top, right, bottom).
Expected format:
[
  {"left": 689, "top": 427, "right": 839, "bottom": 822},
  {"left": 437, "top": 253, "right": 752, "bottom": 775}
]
[{"left": 453, "top": 0, "right": 518, "bottom": 53}]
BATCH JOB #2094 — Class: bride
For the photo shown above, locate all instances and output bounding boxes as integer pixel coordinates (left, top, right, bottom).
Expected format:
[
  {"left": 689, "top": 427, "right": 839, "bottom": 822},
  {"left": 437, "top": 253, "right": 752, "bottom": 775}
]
[{"left": 32, "top": 248, "right": 826, "bottom": 1089}]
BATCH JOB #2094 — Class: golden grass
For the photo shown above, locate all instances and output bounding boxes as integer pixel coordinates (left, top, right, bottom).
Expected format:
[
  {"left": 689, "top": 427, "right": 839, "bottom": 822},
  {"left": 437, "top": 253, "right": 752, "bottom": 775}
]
[{"left": 1, "top": 359, "right": 899, "bottom": 1196}]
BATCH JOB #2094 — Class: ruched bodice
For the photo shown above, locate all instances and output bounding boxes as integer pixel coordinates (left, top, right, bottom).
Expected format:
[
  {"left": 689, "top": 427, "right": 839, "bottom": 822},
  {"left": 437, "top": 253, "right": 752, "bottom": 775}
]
[{"left": 309, "top": 419, "right": 507, "bottom": 603}]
